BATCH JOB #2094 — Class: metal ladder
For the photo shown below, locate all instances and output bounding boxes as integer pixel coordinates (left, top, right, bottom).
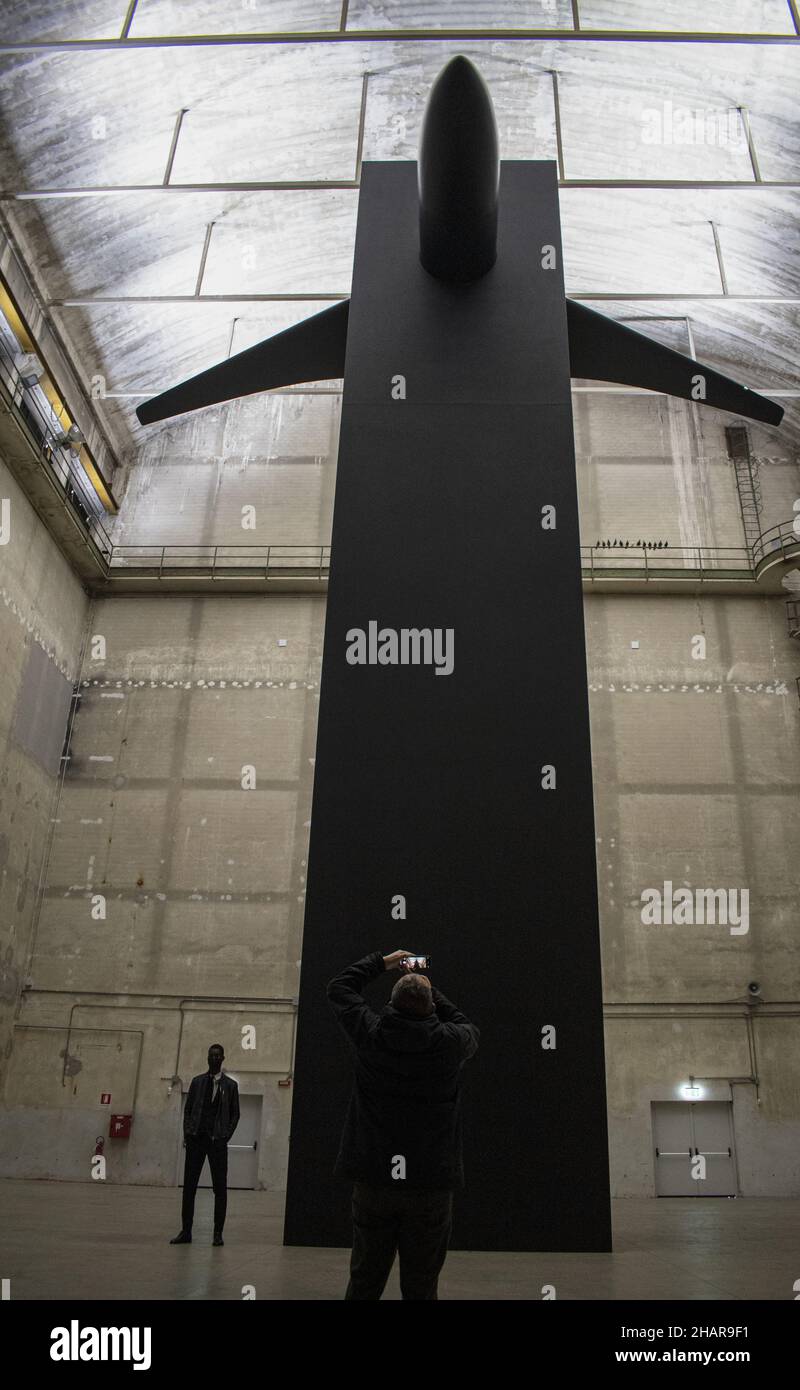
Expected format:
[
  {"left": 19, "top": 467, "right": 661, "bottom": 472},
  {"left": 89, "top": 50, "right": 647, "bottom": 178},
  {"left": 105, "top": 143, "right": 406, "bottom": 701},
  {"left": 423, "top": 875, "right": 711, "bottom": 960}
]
[{"left": 726, "top": 424, "right": 763, "bottom": 553}]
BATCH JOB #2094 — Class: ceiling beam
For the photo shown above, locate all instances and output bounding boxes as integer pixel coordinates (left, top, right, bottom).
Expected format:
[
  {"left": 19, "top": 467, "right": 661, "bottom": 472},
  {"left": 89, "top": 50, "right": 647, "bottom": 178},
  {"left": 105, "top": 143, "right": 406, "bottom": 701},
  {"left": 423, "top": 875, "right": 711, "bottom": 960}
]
[
  {"left": 46, "top": 293, "right": 800, "bottom": 306},
  {"left": 1, "top": 31, "right": 798, "bottom": 54},
  {"left": 4, "top": 181, "right": 799, "bottom": 199}
]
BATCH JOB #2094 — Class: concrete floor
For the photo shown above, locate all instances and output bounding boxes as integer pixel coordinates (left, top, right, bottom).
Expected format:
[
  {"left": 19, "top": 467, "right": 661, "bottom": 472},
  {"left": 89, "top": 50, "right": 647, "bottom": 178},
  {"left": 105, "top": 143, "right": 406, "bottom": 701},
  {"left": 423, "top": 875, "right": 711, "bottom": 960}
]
[{"left": 0, "top": 1181, "right": 797, "bottom": 1300}]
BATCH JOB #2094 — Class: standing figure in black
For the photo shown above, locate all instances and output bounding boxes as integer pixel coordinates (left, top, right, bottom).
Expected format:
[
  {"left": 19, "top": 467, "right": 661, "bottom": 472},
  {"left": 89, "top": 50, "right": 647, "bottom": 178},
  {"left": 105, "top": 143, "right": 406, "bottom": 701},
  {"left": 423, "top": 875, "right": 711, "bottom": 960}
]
[
  {"left": 328, "top": 949, "right": 479, "bottom": 1299},
  {"left": 170, "top": 1043, "right": 240, "bottom": 1247}
]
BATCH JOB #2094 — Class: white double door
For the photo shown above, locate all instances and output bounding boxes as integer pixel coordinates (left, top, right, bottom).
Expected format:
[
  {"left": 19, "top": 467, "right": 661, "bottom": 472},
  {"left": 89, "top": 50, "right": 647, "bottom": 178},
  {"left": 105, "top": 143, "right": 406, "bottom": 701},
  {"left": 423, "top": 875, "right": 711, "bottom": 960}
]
[{"left": 652, "top": 1101, "right": 737, "bottom": 1196}]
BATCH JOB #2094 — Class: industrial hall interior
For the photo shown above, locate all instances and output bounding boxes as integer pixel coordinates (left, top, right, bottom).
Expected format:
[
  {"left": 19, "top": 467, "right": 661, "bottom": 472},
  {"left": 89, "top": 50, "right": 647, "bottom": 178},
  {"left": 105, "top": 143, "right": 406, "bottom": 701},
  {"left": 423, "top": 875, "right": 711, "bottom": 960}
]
[{"left": 0, "top": 0, "right": 798, "bottom": 1305}]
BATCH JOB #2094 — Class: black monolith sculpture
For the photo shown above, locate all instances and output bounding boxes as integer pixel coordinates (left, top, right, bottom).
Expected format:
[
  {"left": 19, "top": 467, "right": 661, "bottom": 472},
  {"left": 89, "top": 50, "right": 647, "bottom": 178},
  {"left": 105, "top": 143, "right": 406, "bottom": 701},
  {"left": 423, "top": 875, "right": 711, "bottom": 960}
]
[{"left": 137, "top": 58, "right": 781, "bottom": 1252}]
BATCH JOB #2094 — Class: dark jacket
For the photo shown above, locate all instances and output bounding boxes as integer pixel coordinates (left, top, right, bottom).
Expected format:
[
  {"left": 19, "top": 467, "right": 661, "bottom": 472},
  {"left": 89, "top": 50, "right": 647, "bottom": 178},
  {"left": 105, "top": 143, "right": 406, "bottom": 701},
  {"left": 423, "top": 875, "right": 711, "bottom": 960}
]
[
  {"left": 327, "top": 951, "right": 479, "bottom": 1191},
  {"left": 183, "top": 1071, "right": 240, "bottom": 1142}
]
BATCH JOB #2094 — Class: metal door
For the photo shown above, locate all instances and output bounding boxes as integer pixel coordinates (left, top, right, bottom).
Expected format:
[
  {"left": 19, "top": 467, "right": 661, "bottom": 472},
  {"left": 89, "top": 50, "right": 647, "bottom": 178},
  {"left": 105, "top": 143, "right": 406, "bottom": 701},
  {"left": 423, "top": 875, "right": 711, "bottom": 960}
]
[
  {"left": 652, "top": 1102, "right": 695, "bottom": 1195},
  {"left": 691, "top": 1102, "right": 737, "bottom": 1196},
  {"left": 224, "top": 1092, "right": 260, "bottom": 1189},
  {"left": 182, "top": 1089, "right": 261, "bottom": 1191},
  {"left": 652, "top": 1101, "right": 737, "bottom": 1196}
]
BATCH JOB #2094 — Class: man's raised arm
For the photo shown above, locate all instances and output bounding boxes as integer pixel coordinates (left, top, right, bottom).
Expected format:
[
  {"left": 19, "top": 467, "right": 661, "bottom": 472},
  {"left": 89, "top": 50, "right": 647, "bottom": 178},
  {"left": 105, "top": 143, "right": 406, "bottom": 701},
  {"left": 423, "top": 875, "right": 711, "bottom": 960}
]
[
  {"left": 431, "top": 986, "right": 480, "bottom": 1061},
  {"left": 327, "top": 950, "right": 397, "bottom": 1049}
]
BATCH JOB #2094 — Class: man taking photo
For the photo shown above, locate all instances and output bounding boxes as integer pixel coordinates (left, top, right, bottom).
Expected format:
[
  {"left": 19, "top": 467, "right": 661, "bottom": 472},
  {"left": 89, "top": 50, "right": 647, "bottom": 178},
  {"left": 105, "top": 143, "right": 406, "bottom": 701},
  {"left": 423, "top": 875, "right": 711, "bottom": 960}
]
[{"left": 327, "top": 949, "right": 479, "bottom": 1300}]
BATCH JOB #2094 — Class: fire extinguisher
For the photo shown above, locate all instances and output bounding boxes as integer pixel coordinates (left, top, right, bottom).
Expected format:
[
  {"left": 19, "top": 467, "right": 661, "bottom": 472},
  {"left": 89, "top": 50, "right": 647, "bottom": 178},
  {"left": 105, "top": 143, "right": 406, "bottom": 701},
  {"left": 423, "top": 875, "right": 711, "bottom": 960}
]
[{"left": 94, "top": 1136, "right": 105, "bottom": 1158}]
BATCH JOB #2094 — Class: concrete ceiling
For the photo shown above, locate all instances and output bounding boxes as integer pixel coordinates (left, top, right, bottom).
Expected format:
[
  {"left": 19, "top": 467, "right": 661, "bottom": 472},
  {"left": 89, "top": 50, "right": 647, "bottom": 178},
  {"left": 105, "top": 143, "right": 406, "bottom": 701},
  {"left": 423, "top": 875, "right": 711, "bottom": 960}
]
[{"left": 0, "top": 2, "right": 797, "bottom": 462}]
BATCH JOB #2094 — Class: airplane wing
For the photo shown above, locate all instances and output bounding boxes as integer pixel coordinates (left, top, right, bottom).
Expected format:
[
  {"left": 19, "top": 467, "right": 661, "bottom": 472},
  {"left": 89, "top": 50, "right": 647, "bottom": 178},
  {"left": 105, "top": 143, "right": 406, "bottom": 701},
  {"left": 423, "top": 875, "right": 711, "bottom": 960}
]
[
  {"left": 566, "top": 300, "right": 783, "bottom": 428},
  {"left": 136, "top": 300, "right": 350, "bottom": 426},
  {"left": 135, "top": 293, "right": 783, "bottom": 431}
]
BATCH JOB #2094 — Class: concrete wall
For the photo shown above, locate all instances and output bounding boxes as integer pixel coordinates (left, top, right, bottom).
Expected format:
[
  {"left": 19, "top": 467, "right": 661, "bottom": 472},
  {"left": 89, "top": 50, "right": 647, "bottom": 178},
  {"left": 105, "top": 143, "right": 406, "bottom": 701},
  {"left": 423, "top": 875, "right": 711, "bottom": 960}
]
[
  {"left": 116, "top": 390, "right": 799, "bottom": 559},
  {"left": 588, "top": 591, "right": 800, "bottom": 1195},
  {"left": 0, "top": 450, "right": 88, "bottom": 1091},
  {"left": 110, "top": 391, "right": 340, "bottom": 550},
  {"left": 0, "top": 591, "right": 322, "bottom": 1190},
  {"left": 575, "top": 393, "right": 798, "bottom": 551}
]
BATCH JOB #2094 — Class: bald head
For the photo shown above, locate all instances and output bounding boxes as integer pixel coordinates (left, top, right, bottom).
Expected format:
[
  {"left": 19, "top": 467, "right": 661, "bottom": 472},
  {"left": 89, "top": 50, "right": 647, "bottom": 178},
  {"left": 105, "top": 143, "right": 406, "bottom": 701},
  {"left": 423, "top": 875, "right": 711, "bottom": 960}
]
[{"left": 391, "top": 972, "right": 434, "bottom": 1019}]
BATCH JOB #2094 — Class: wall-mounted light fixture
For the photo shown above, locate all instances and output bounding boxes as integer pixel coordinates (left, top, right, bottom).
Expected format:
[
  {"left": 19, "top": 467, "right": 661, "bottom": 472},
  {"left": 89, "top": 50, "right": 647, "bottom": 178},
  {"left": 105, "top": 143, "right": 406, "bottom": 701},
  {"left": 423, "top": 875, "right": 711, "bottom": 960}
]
[{"left": 54, "top": 423, "right": 85, "bottom": 449}]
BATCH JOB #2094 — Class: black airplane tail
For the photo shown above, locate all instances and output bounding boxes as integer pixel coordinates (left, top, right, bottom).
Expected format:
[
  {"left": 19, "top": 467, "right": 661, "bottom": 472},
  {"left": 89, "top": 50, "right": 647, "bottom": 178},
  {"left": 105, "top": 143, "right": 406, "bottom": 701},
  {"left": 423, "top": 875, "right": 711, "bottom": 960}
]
[
  {"left": 135, "top": 300, "right": 349, "bottom": 426},
  {"left": 566, "top": 300, "right": 783, "bottom": 428}
]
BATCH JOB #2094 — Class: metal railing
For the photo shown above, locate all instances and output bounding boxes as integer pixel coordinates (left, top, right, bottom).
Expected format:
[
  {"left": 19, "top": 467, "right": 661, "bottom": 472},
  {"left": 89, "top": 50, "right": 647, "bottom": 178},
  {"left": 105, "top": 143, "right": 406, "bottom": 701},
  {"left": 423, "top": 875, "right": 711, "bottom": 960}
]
[
  {"left": 585, "top": 542, "right": 750, "bottom": 581},
  {"left": 751, "top": 518, "right": 800, "bottom": 568},
  {"left": 585, "top": 525, "right": 800, "bottom": 583},
  {"left": 99, "top": 535, "right": 800, "bottom": 586},
  {"left": 107, "top": 543, "right": 331, "bottom": 582},
  {"left": 0, "top": 332, "right": 114, "bottom": 560}
]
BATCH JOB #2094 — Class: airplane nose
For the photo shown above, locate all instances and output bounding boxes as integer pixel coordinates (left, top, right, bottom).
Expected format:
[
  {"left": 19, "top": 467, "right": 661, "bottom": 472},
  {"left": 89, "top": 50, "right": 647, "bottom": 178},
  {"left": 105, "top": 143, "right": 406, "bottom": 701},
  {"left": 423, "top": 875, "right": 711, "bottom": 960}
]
[{"left": 418, "top": 56, "right": 500, "bottom": 282}]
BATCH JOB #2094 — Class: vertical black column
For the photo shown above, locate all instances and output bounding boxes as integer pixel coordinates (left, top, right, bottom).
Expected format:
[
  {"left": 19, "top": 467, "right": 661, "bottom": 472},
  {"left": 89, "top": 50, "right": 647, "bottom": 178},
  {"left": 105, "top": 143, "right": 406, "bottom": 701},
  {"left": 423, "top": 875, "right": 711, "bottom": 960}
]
[{"left": 284, "top": 161, "right": 611, "bottom": 1252}]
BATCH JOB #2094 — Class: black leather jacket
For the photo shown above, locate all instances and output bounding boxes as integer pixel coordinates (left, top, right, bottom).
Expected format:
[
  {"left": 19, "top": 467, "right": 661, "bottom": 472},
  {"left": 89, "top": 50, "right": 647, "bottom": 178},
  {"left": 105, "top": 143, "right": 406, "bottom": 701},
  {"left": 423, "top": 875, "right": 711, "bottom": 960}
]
[{"left": 183, "top": 1071, "right": 240, "bottom": 1142}]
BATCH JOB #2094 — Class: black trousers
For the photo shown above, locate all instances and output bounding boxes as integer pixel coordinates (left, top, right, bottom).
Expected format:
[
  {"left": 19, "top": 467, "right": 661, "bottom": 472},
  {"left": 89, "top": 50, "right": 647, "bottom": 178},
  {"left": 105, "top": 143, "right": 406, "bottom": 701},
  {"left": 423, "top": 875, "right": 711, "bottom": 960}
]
[
  {"left": 345, "top": 1182, "right": 453, "bottom": 1300},
  {"left": 181, "top": 1135, "right": 228, "bottom": 1234}
]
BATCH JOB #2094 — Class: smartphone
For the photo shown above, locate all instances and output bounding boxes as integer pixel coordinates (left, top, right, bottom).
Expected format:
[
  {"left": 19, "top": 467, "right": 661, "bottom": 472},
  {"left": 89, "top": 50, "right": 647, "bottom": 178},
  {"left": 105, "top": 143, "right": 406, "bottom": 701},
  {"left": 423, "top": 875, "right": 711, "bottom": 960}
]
[{"left": 403, "top": 954, "right": 431, "bottom": 969}]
